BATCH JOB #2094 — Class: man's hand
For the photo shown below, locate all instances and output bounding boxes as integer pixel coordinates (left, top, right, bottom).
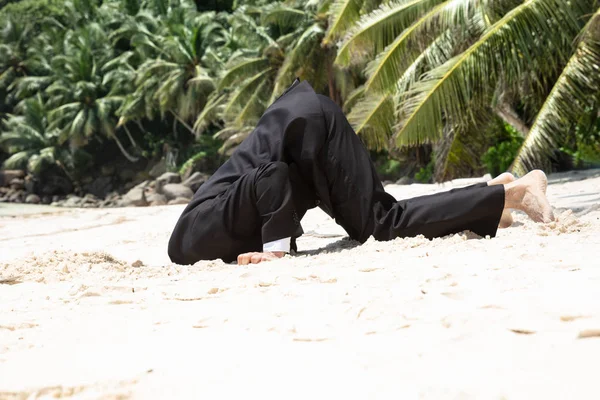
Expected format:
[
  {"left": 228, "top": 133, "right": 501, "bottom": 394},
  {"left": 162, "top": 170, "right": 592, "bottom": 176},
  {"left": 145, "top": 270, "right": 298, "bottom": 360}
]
[{"left": 237, "top": 251, "right": 286, "bottom": 265}]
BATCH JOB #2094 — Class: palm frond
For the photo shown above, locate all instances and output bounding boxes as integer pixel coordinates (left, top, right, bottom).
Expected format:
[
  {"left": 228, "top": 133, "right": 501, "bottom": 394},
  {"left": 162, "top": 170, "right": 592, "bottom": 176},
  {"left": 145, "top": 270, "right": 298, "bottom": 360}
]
[
  {"left": 364, "top": 0, "right": 479, "bottom": 93},
  {"left": 325, "top": 0, "right": 364, "bottom": 43},
  {"left": 394, "top": 29, "right": 458, "bottom": 94},
  {"left": 272, "top": 24, "right": 324, "bottom": 101},
  {"left": 219, "top": 126, "right": 255, "bottom": 155},
  {"left": 218, "top": 57, "right": 270, "bottom": 90},
  {"left": 335, "top": 0, "right": 446, "bottom": 66},
  {"left": 261, "top": 4, "right": 308, "bottom": 28},
  {"left": 393, "top": 0, "right": 590, "bottom": 148},
  {"left": 223, "top": 68, "right": 273, "bottom": 118},
  {"left": 193, "top": 92, "right": 227, "bottom": 137},
  {"left": 234, "top": 78, "right": 269, "bottom": 127},
  {"left": 2, "top": 150, "right": 37, "bottom": 170},
  {"left": 511, "top": 6, "right": 600, "bottom": 176},
  {"left": 343, "top": 85, "right": 367, "bottom": 113},
  {"left": 347, "top": 93, "right": 395, "bottom": 150}
]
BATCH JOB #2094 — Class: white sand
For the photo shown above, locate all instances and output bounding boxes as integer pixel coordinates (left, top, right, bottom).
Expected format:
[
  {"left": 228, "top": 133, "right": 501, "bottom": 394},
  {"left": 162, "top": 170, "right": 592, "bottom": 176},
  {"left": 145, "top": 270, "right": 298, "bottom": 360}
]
[{"left": 1, "top": 170, "right": 600, "bottom": 399}]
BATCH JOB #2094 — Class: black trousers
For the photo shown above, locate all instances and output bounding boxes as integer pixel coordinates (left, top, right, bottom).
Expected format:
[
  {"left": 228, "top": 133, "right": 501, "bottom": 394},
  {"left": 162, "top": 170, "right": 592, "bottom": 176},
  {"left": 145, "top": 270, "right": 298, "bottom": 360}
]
[{"left": 168, "top": 95, "right": 504, "bottom": 264}]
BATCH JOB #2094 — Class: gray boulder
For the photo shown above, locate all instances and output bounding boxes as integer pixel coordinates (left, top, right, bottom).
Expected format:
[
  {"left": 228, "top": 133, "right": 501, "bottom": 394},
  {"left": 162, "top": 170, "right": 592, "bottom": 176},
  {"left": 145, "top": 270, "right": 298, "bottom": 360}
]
[
  {"left": 8, "top": 191, "right": 24, "bottom": 203},
  {"left": 120, "top": 181, "right": 149, "bottom": 207},
  {"left": 118, "top": 168, "right": 136, "bottom": 182},
  {"left": 395, "top": 176, "right": 414, "bottom": 185},
  {"left": 161, "top": 184, "right": 193, "bottom": 201},
  {"left": 168, "top": 197, "right": 191, "bottom": 205},
  {"left": 148, "top": 159, "right": 167, "bottom": 178},
  {"left": 9, "top": 178, "right": 25, "bottom": 190},
  {"left": 147, "top": 192, "right": 168, "bottom": 206},
  {"left": 25, "top": 194, "right": 41, "bottom": 204},
  {"left": 0, "top": 170, "right": 25, "bottom": 187},
  {"left": 62, "top": 196, "right": 83, "bottom": 208},
  {"left": 182, "top": 171, "right": 209, "bottom": 192},
  {"left": 156, "top": 172, "right": 181, "bottom": 186},
  {"left": 84, "top": 176, "right": 113, "bottom": 199}
]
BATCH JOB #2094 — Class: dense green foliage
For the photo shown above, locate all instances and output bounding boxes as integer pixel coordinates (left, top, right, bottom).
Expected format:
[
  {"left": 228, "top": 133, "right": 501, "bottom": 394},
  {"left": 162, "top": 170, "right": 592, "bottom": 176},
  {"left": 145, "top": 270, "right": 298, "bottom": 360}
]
[{"left": 1, "top": 0, "right": 599, "bottom": 190}]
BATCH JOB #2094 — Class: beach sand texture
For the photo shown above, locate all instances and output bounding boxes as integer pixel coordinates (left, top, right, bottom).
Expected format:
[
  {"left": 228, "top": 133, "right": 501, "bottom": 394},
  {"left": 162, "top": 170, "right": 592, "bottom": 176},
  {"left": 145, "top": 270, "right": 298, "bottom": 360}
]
[{"left": 1, "top": 170, "right": 600, "bottom": 399}]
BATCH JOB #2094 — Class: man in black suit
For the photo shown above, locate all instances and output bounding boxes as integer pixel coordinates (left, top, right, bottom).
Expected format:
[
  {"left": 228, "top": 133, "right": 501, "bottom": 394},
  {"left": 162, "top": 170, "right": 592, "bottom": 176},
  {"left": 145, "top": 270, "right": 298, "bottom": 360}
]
[{"left": 168, "top": 79, "right": 553, "bottom": 265}]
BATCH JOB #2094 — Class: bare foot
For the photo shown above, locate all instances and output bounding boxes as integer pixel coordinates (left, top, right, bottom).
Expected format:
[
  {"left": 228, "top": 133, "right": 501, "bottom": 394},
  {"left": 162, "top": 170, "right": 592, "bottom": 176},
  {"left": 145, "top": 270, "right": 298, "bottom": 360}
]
[
  {"left": 488, "top": 173, "right": 516, "bottom": 228},
  {"left": 505, "top": 170, "right": 554, "bottom": 223},
  {"left": 488, "top": 172, "right": 515, "bottom": 186},
  {"left": 237, "top": 251, "right": 285, "bottom": 265}
]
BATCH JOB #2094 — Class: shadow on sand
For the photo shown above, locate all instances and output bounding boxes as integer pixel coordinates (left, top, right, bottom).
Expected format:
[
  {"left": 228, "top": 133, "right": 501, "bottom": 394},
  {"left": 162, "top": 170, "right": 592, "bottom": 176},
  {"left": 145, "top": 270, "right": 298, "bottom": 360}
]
[{"left": 296, "top": 237, "right": 360, "bottom": 256}]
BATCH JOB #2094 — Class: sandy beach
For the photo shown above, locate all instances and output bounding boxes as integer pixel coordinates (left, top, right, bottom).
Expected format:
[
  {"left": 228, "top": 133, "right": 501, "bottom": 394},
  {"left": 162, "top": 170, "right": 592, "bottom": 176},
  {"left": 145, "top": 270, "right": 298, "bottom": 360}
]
[{"left": 1, "top": 169, "right": 600, "bottom": 399}]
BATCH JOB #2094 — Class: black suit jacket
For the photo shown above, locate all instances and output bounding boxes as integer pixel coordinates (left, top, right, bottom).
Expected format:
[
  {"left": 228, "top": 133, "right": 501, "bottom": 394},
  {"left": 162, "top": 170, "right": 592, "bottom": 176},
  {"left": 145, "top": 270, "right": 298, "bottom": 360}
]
[{"left": 188, "top": 79, "right": 334, "bottom": 238}]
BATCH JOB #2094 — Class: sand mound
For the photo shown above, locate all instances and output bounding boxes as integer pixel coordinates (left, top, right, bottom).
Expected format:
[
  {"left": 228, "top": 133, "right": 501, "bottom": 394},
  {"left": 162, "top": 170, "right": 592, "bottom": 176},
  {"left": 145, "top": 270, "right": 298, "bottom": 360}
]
[{"left": 538, "top": 209, "right": 588, "bottom": 236}]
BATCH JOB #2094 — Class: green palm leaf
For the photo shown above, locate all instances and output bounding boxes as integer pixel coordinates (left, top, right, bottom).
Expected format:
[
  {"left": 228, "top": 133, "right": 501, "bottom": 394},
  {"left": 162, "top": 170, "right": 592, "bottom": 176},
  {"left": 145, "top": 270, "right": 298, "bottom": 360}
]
[
  {"left": 364, "top": 0, "right": 479, "bottom": 93},
  {"left": 511, "top": 7, "right": 600, "bottom": 176},
  {"left": 262, "top": 4, "right": 308, "bottom": 28},
  {"left": 394, "top": 0, "right": 589, "bottom": 147},
  {"left": 2, "top": 150, "right": 37, "bottom": 170},
  {"left": 193, "top": 92, "right": 226, "bottom": 137},
  {"left": 347, "top": 92, "right": 395, "bottom": 150},
  {"left": 234, "top": 78, "right": 269, "bottom": 127},
  {"left": 223, "top": 68, "right": 273, "bottom": 118},
  {"left": 218, "top": 57, "right": 270, "bottom": 90},
  {"left": 324, "top": 0, "right": 364, "bottom": 43},
  {"left": 335, "top": 0, "right": 446, "bottom": 66}
]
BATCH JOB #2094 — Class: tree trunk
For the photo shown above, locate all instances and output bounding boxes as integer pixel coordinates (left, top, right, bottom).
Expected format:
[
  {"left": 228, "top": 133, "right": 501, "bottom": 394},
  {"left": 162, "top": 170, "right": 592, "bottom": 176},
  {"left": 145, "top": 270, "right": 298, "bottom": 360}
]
[
  {"left": 495, "top": 104, "right": 530, "bottom": 137},
  {"left": 122, "top": 123, "right": 139, "bottom": 149},
  {"left": 170, "top": 111, "right": 196, "bottom": 136},
  {"left": 112, "top": 133, "right": 139, "bottom": 163},
  {"left": 326, "top": 51, "right": 340, "bottom": 106}
]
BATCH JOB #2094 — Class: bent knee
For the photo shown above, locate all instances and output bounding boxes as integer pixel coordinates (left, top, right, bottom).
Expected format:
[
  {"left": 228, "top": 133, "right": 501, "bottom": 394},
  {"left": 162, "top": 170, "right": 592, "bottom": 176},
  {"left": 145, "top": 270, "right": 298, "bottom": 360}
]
[{"left": 256, "top": 161, "right": 289, "bottom": 182}]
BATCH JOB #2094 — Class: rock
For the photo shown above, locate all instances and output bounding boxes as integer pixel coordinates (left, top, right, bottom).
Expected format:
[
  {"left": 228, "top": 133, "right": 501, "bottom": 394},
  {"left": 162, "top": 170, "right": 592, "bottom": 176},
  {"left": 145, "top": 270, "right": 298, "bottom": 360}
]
[
  {"left": 182, "top": 171, "right": 209, "bottom": 192},
  {"left": 149, "top": 159, "right": 167, "bottom": 178},
  {"left": 62, "top": 196, "right": 83, "bottom": 208},
  {"left": 395, "top": 176, "right": 414, "bottom": 185},
  {"left": 123, "top": 181, "right": 136, "bottom": 192},
  {"left": 147, "top": 192, "right": 168, "bottom": 206},
  {"left": 118, "top": 169, "right": 136, "bottom": 182},
  {"left": 38, "top": 175, "right": 73, "bottom": 196},
  {"left": 84, "top": 193, "right": 99, "bottom": 201},
  {"left": 84, "top": 176, "right": 113, "bottom": 199},
  {"left": 0, "top": 170, "right": 25, "bottom": 187},
  {"left": 168, "top": 197, "right": 191, "bottom": 205},
  {"left": 42, "top": 195, "right": 52, "bottom": 205},
  {"left": 9, "top": 178, "right": 25, "bottom": 190},
  {"left": 25, "top": 194, "right": 41, "bottom": 204},
  {"left": 24, "top": 175, "right": 37, "bottom": 193},
  {"left": 119, "top": 181, "right": 149, "bottom": 207},
  {"left": 161, "top": 184, "right": 193, "bottom": 201},
  {"left": 156, "top": 172, "right": 181, "bottom": 186},
  {"left": 101, "top": 164, "right": 116, "bottom": 177},
  {"left": 8, "top": 191, "right": 24, "bottom": 203},
  {"left": 52, "top": 195, "right": 62, "bottom": 203},
  {"left": 82, "top": 194, "right": 99, "bottom": 207}
]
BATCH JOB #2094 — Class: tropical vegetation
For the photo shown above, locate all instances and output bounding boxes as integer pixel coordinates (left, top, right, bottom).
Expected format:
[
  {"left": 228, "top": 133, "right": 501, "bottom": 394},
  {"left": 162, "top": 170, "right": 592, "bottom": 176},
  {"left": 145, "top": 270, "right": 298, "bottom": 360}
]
[{"left": 1, "top": 0, "right": 599, "bottom": 192}]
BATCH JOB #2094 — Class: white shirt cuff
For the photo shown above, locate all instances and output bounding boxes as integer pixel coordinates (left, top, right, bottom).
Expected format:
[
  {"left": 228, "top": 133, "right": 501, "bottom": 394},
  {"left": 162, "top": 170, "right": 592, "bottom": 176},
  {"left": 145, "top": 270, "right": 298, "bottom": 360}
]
[{"left": 263, "top": 237, "right": 291, "bottom": 253}]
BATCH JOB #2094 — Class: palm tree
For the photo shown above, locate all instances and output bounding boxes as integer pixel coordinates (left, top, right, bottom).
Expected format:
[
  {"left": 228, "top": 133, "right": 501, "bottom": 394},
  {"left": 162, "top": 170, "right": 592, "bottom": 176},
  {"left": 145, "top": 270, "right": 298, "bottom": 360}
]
[
  {"left": 195, "top": 0, "right": 359, "bottom": 154},
  {"left": 117, "top": 11, "right": 217, "bottom": 132},
  {"left": 0, "top": 19, "right": 35, "bottom": 119},
  {"left": 511, "top": 8, "right": 600, "bottom": 175},
  {"left": 45, "top": 23, "right": 139, "bottom": 161},
  {"left": 334, "top": 0, "right": 600, "bottom": 179},
  {"left": 0, "top": 95, "right": 80, "bottom": 175}
]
